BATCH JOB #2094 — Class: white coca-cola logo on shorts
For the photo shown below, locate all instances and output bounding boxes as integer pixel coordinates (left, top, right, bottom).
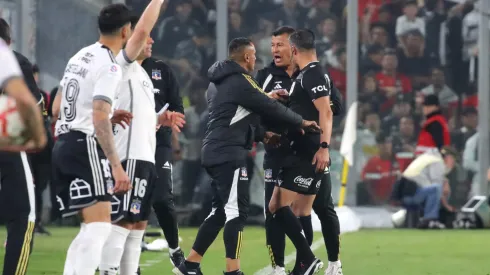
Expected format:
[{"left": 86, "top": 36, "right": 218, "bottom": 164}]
[{"left": 294, "top": 176, "right": 313, "bottom": 186}]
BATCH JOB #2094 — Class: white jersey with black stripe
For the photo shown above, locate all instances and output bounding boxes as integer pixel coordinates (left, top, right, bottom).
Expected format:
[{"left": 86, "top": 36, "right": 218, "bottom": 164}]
[
  {"left": 113, "top": 50, "right": 156, "bottom": 164},
  {"left": 55, "top": 42, "right": 123, "bottom": 137},
  {"left": 0, "top": 38, "right": 22, "bottom": 89}
]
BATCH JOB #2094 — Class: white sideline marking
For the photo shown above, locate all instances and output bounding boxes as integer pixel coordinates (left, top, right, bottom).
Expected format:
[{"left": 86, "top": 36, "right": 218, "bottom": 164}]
[{"left": 254, "top": 239, "right": 324, "bottom": 275}]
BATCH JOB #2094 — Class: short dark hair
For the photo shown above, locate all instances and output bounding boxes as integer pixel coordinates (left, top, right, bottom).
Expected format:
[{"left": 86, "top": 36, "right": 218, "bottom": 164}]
[
  {"left": 228, "top": 37, "right": 253, "bottom": 56},
  {"left": 272, "top": 26, "right": 295, "bottom": 37},
  {"left": 404, "top": 0, "right": 418, "bottom": 7},
  {"left": 289, "top": 29, "right": 316, "bottom": 51},
  {"left": 0, "top": 18, "right": 11, "bottom": 44},
  {"left": 98, "top": 4, "right": 133, "bottom": 35}
]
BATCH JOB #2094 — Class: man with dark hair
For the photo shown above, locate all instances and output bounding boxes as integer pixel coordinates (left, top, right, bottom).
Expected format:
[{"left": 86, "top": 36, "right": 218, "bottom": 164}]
[
  {"left": 267, "top": 29, "right": 335, "bottom": 275},
  {"left": 51, "top": 4, "right": 134, "bottom": 274},
  {"left": 256, "top": 26, "right": 343, "bottom": 275},
  {"left": 174, "top": 37, "right": 320, "bottom": 275},
  {"left": 0, "top": 37, "right": 47, "bottom": 275},
  {"left": 140, "top": 9, "right": 186, "bottom": 269},
  {"left": 415, "top": 94, "right": 450, "bottom": 155},
  {"left": 0, "top": 18, "right": 47, "bottom": 275}
]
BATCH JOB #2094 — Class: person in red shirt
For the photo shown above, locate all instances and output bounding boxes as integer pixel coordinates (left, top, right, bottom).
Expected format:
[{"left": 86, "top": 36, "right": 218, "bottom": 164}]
[
  {"left": 416, "top": 94, "right": 450, "bottom": 155},
  {"left": 362, "top": 134, "right": 400, "bottom": 205},
  {"left": 376, "top": 49, "right": 412, "bottom": 112},
  {"left": 328, "top": 46, "right": 347, "bottom": 99}
]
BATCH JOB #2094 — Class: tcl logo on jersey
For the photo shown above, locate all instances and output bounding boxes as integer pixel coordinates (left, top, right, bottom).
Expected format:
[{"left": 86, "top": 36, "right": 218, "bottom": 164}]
[
  {"left": 294, "top": 176, "right": 313, "bottom": 187},
  {"left": 311, "top": 85, "right": 327, "bottom": 93}
]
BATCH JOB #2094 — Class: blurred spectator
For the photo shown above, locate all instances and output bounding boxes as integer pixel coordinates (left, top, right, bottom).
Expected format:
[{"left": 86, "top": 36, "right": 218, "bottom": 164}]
[
  {"left": 396, "top": 0, "right": 425, "bottom": 46},
  {"left": 359, "top": 72, "right": 386, "bottom": 114},
  {"left": 394, "top": 115, "right": 418, "bottom": 172},
  {"left": 397, "top": 29, "right": 432, "bottom": 89},
  {"left": 441, "top": 146, "right": 468, "bottom": 209},
  {"left": 180, "top": 80, "right": 208, "bottom": 206},
  {"left": 415, "top": 94, "right": 450, "bottom": 155},
  {"left": 382, "top": 93, "right": 413, "bottom": 134},
  {"left": 354, "top": 112, "right": 380, "bottom": 177},
  {"left": 361, "top": 22, "right": 390, "bottom": 55},
  {"left": 328, "top": 46, "right": 346, "bottom": 98},
  {"left": 422, "top": 0, "right": 447, "bottom": 63},
  {"left": 462, "top": 131, "right": 489, "bottom": 197},
  {"left": 267, "top": 0, "right": 307, "bottom": 29},
  {"left": 155, "top": 0, "right": 202, "bottom": 59},
  {"left": 391, "top": 150, "right": 453, "bottom": 229},
  {"left": 229, "top": 11, "right": 250, "bottom": 39},
  {"left": 360, "top": 44, "right": 383, "bottom": 75},
  {"left": 451, "top": 107, "right": 477, "bottom": 152},
  {"left": 420, "top": 66, "right": 458, "bottom": 108},
  {"left": 315, "top": 15, "right": 337, "bottom": 55},
  {"left": 169, "top": 27, "right": 214, "bottom": 83},
  {"left": 376, "top": 49, "right": 412, "bottom": 112},
  {"left": 361, "top": 134, "right": 399, "bottom": 205}
]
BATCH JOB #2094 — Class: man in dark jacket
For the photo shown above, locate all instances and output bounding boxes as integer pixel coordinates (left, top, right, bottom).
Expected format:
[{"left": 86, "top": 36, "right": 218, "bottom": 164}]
[
  {"left": 141, "top": 53, "right": 186, "bottom": 266},
  {"left": 174, "top": 37, "right": 320, "bottom": 275},
  {"left": 255, "top": 26, "right": 343, "bottom": 274}
]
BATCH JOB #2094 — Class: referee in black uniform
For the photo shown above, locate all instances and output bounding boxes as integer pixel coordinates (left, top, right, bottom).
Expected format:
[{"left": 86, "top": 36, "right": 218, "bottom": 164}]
[
  {"left": 141, "top": 56, "right": 185, "bottom": 265},
  {"left": 0, "top": 18, "right": 47, "bottom": 275},
  {"left": 256, "top": 26, "right": 342, "bottom": 274}
]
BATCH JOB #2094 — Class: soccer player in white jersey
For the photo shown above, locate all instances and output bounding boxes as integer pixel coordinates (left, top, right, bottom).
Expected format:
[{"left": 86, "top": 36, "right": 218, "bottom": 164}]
[
  {"left": 97, "top": 1, "right": 185, "bottom": 274},
  {"left": 51, "top": 4, "right": 135, "bottom": 275},
  {"left": 0, "top": 37, "right": 46, "bottom": 275}
]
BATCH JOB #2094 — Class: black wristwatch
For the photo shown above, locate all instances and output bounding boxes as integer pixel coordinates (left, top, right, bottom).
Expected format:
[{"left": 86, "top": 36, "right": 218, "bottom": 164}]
[{"left": 320, "top": 142, "right": 329, "bottom": 149}]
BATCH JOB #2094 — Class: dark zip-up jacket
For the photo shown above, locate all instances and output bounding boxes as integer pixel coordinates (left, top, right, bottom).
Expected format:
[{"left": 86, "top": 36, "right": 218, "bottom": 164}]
[
  {"left": 142, "top": 57, "right": 184, "bottom": 148},
  {"left": 201, "top": 60, "right": 303, "bottom": 167}
]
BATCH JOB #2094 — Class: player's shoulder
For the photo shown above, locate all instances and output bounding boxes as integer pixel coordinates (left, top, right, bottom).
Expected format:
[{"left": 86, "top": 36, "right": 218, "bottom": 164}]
[{"left": 303, "top": 62, "right": 325, "bottom": 76}]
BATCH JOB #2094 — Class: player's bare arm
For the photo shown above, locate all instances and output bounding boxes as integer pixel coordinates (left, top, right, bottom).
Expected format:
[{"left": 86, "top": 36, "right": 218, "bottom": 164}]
[
  {"left": 4, "top": 77, "right": 46, "bottom": 151},
  {"left": 93, "top": 99, "right": 131, "bottom": 193},
  {"left": 312, "top": 96, "right": 333, "bottom": 172},
  {"left": 124, "top": 0, "right": 165, "bottom": 61}
]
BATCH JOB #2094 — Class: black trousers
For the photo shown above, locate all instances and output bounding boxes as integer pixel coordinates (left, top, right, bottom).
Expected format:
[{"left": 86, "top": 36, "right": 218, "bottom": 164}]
[
  {"left": 0, "top": 152, "right": 36, "bottom": 275},
  {"left": 152, "top": 146, "right": 180, "bottom": 249}
]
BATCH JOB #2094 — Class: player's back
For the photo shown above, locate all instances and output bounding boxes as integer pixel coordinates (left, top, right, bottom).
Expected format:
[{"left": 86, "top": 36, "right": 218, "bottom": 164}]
[{"left": 55, "top": 42, "right": 120, "bottom": 137}]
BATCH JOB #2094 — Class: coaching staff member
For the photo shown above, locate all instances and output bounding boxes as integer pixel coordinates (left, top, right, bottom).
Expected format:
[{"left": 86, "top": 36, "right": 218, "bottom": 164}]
[
  {"left": 256, "top": 26, "right": 343, "bottom": 274},
  {"left": 0, "top": 19, "right": 47, "bottom": 275},
  {"left": 415, "top": 94, "right": 450, "bottom": 155},
  {"left": 141, "top": 41, "right": 186, "bottom": 266},
  {"left": 174, "top": 37, "right": 320, "bottom": 275}
]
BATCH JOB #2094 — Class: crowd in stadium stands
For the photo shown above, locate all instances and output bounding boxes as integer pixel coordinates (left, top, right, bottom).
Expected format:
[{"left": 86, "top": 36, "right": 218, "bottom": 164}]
[{"left": 36, "top": 0, "right": 486, "bottom": 228}]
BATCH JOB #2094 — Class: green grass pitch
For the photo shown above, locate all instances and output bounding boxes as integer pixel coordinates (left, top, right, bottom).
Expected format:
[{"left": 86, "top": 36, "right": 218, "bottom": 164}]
[{"left": 0, "top": 227, "right": 489, "bottom": 274}]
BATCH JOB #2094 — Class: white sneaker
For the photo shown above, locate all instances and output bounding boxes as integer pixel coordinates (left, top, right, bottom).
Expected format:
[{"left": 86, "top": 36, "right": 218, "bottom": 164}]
[
  {"left": 270, "top": 266, "right": 286, "bottom": 275},
  {"left": 324, "top": 261, "right": 343, "bottom": 275}
]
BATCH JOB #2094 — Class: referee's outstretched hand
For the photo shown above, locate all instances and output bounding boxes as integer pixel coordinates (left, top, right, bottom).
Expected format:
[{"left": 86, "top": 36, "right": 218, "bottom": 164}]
[{"left": 300, "top": 120, "right": 322, "bottom": 134}]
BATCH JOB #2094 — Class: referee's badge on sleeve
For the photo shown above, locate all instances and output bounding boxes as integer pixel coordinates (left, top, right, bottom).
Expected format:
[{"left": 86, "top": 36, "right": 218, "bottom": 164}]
[
  {"left": 241, "top": 167, "right": 247, "bottom": 178},
  {"left": 151, "top": 69, "right": 162, "bottom": 80}
]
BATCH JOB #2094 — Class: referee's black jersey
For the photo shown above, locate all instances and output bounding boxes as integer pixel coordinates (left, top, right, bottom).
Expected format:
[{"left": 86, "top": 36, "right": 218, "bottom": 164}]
[
  {"left": 141, "top": 57, "right": 184, "bottom": 148},
  {"left": 202, "top": 60, "right": 303, "bottom": 167},
  {"left": 289, "top": 61, "right": 332, "bottom": 158},
  {"left": 255, "top": 62, "right": 294, "bottom": 154}
]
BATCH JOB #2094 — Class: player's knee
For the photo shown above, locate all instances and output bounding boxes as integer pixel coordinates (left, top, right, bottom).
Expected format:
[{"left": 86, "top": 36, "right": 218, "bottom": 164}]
[
  {"left": 133, "top": 220, "right": 148, "bottom": 230},
  {"left": 291, "top": 202, "right": 311, "bottom": 217}
]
